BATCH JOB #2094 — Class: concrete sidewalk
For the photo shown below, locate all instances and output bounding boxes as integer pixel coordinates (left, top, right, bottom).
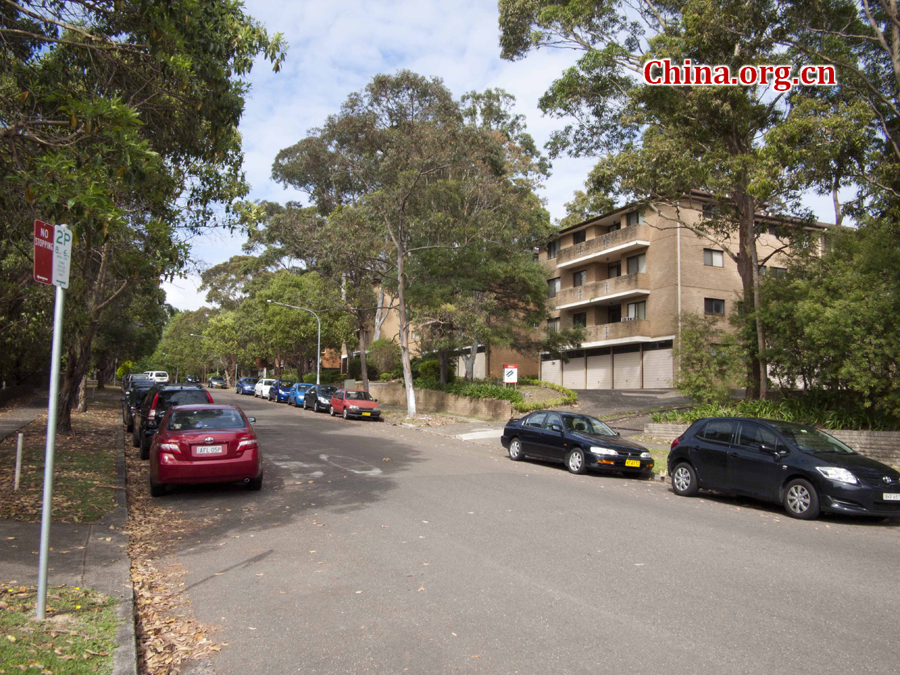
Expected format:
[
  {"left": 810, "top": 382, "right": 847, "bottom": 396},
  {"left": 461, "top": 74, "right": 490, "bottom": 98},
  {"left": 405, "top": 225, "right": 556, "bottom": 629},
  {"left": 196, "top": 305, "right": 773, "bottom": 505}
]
[
  {"left": 0, "top": 423, "right": 136, "bottom": 675},
  {"left": 0, "top": 393, "right": 48, "bottom": 443}
]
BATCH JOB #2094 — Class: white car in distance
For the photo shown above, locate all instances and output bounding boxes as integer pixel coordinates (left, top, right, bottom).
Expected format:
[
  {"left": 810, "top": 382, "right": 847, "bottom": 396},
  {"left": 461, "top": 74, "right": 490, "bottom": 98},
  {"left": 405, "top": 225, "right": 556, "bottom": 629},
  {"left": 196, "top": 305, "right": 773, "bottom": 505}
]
[
  {"left": 254, "top": 378, "right": 276, "bottom": 398},
  {"left": 144, "top": 371, "right": 169, "bottom": 383}
]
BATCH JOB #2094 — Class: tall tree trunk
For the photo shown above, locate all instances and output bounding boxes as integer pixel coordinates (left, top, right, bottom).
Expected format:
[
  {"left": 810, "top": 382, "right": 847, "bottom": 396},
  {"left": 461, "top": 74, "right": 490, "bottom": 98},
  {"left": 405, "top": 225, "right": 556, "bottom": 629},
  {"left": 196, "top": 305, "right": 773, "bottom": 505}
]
[
  {"left": 396, "top": 252, "right": 416, "bottom": 415},
  {"left": 75, "top": 374, "right": 87, "bottom": 413},
  {"left": 359, "top": 325, "right": 370, "bottom": 393},
  {"left": 373, "top": 286, "right": 386, "bottom": 340},
  {"left": 438, "top": 349, "right": 449, "bottom": 384},
  {"left": 463, "top": 343, "right": 477, "bottom": 382},
  {"left": 735, "top": 190, "right": 767, "bottom": 400}
]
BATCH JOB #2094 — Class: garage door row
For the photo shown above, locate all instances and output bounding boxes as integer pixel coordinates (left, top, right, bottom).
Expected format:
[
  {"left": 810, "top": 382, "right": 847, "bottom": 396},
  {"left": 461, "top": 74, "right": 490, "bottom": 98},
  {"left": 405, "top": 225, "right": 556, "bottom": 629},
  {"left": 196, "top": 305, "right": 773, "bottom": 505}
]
[{"left": 540, "top": 340, "right": 673, "bottom": 390}]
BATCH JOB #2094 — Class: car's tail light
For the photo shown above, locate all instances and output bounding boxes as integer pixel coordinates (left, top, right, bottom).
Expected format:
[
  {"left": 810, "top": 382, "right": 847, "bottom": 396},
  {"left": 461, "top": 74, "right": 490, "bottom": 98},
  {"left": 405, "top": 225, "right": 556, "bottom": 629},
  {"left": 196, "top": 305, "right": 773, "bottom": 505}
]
[
  {"left": 158, "top": 442, "right": 181, "bottom": 454},
  {"left": 148, "top": 393, "right": 160, "bottom": 419},
  {"left": 205, "top": 391, "right": 214, "bottom": 403},
  {"left": 670, "top": 437, "right": 681, "bottom": 451},
  {"left": 237, "top": 439, "right": 258, "bottom": 453}
]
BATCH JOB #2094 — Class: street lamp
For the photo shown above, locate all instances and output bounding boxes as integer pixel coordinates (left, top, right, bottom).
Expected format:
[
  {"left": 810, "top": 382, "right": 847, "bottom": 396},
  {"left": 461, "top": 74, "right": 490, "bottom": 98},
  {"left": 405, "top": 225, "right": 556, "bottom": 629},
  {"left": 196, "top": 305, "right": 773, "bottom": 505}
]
[{"left": 267, "top": 300, "right": 321, "bottom": 385}]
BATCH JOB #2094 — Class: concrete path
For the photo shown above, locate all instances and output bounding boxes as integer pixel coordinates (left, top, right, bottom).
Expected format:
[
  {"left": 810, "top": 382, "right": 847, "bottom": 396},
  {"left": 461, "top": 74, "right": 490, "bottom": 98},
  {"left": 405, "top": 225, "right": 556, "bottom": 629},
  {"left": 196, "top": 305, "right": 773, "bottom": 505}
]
[{"left": 0, "top": 394, "right": 47, "bottom": 443}]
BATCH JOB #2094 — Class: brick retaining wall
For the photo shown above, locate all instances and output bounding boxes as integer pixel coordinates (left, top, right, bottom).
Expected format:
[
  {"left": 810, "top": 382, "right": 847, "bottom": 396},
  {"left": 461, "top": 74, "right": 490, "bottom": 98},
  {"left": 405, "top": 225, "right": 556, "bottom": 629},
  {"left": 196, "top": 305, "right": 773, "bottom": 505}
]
[
  {"left": 644, "top": 423, "right": 900, "bottom": 469},
  {"left": 367, "top": 382, "right": 513, "bottom": 421}
]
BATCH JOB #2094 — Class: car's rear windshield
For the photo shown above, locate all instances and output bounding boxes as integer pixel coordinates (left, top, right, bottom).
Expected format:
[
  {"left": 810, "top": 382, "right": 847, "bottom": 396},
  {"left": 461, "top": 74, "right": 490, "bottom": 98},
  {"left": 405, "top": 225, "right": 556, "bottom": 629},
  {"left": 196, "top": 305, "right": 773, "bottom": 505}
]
[
  {"left": 210, "top": 377, "right": 224, "bottom": 381},
  {"left": 131, "top": 374, "right": 150, "bottom": 381},
  {"left": 158, "top": 390, "right": 210, "bottom": 408},
  {"left": 242, "top": 378, "right": 258, "bottom": 384},
  {"left": 166, "top": 409, "right": 245, "bottom": 431},
  {"left": 766, "top": 422, "right": 856, "bottom": 454},
  {"left": 345, "top": 391, "right": 373, "bottom": 400}
]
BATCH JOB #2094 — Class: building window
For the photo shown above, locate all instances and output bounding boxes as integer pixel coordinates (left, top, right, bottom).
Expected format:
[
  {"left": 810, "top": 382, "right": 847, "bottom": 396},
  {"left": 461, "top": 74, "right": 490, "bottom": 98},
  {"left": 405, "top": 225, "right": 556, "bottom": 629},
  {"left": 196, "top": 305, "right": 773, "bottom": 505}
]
[
  {"left": 547, "top": 239, "right": 559, "bottom": 259},
  {"left": 626, "top": 210, "right": 645, "bottom": 227},
  {"left": 704, "top": 298, "right": 725, "bottom": 315},
  {"left": 759, "top": 265, "right": 787, "bottom": 278},
  {"left": 573, "top": 312, "right": 587, "bottom": 328},
  {"left": 548, "top": 277, "right": 560, "bottom": 298},
  {"left": 704, "top": 249, "right": 724, "bottom": 267},
  {"left": 607, "top": 222, "right": 622, "bottom": 233},
  {"left": 702, "top": 203, "right": 714, "bottom": 219},
  {"left": 573, "top": 270, "right": 586, "bottom": 287},
  {"left": 608, "top": 305, "right": 622, "bottom": 323},
  {"left": 573, "top": 229, "right": 586, "bottom": 244},
  {"left": 627, "top": 301, "right": 646, "bottom": 320},
  {"left": 547, "top": 318, "right": 559, "bottom": 333},
  {"left": 608, "top": 262, "right": 621, "bottom": 278},
  {"left": 626, "top": 253, "right": 646, "bottom": 275}
]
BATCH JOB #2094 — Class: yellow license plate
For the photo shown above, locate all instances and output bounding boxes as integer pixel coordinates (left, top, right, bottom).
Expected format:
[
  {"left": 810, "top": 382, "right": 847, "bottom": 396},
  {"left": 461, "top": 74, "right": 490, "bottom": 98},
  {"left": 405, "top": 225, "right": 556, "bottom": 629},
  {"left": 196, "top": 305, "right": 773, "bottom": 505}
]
[
  {"left": 625, "top": 459, "right": 641, "bottom": 468},
  {"left": 362, "top": 412, "right": 371, "bottom": 417}
]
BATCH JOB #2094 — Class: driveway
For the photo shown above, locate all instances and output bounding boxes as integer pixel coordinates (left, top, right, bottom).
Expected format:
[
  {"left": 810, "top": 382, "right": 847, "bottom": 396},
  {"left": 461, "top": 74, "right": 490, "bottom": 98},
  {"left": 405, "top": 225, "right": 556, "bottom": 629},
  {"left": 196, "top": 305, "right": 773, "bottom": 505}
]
[{"left": 567, "top": 388, "right": 691, "bottom": 417}]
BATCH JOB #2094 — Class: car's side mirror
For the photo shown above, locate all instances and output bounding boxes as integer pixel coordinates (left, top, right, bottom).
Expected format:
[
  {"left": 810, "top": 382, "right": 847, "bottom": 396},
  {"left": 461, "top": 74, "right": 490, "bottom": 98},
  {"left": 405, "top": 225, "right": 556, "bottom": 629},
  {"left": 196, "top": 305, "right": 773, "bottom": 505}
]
[
  {"left": 760, "top": 443, "right": 779, "bottom": 454},
  {"left": 614, "top": 431, "right": 621, "bottom": 437},
  {"left": 374, "top": 398, "right": 378, "bottom": 402},
  {"left": 550, "top": 423, "right": 562, "bottom": 432},
  {"left": 247, "top": 417, "right": 256, "bottom": 424}
]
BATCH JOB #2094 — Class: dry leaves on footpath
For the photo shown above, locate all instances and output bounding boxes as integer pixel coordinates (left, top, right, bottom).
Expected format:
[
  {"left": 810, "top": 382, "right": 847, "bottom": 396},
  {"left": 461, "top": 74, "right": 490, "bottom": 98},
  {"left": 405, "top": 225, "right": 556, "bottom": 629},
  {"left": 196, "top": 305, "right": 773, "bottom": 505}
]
[{"left": 126, "top": 451, "right": 220, "bottom": 675}]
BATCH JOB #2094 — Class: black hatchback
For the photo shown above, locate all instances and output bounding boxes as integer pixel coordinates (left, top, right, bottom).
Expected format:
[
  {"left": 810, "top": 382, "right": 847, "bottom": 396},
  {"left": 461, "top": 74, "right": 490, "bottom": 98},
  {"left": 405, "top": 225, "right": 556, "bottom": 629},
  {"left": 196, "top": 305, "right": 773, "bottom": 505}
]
[
  {"left": 668, "top": 417, "right": 900, "bottom": 519},
  {"left": 132, "top": 384, "right": 213, "bottom": 459},
  {"left": 501, "top": 411, "right": 654, "bottom": 476},
  {"left": 303, "top": 385, "right": 338, "bottom": 413}
]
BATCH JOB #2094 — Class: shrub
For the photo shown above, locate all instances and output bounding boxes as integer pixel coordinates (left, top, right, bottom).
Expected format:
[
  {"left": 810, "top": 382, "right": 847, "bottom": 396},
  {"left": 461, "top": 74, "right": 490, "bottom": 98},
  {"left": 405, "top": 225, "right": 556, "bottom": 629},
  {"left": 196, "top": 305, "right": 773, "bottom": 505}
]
[
  {"left": 368, "top": 339, "right": 401, "bottom": 375},
  {"left": 512, "top": 380, "right": 577, "bottom": 413},
  {"left": 380, "top": 372, "right": 393, "bottom": 381},
  {"left": 674, "top": 312, "right": 746, "bottom": 404},
  {"left": 116, "top": 361, "right": 134, "bottom": 380},
  {"left": 347, "top": 357, "right": 378, "bottom": 381},
  {"left": 418, "top": 358, "right": 456, "bottom": 382},
  {"left": 303, "top": 373, "right": 316, "bottom": 383}
]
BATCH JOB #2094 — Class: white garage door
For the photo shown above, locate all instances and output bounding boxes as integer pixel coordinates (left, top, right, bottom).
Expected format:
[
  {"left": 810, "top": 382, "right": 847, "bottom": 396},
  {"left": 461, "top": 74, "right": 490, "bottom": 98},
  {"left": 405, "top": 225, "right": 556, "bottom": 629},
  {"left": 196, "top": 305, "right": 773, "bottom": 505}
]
[
  {"left": 586, "top": 354, "right": 612, "bottom": 389},
  {"left": 541, "top": 359, "right": 562, "bottom": 385},
  {"left": 562, "top": 356, "right": 585, "bottom": 389},
  {"left": 456, "top": 352, "right": 486, "bottom": 380},
  {"left": 613, "top": 351, "right": 641, "bottom": 389},
  {"left": 642, "top": 348, "right": 673, "bottom": 388}
]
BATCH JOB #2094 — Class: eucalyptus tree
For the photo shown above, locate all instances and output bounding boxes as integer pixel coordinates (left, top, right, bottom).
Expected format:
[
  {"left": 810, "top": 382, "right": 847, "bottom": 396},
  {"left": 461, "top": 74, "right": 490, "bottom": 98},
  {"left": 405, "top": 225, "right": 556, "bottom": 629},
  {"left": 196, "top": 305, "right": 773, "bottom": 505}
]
[
  {"left": 0, "top": 0, "right": 285, "bottom": 429},
  {"left": 499, "top": 0, "right": 827, "bottom": 398}
]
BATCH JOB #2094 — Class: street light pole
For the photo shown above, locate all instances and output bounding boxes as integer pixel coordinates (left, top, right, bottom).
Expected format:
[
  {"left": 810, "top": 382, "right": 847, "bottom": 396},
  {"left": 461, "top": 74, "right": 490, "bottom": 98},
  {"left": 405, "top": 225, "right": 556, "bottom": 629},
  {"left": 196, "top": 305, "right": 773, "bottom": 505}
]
[{"left": 267, "top": 300, "right": 321, "bottom": 385}]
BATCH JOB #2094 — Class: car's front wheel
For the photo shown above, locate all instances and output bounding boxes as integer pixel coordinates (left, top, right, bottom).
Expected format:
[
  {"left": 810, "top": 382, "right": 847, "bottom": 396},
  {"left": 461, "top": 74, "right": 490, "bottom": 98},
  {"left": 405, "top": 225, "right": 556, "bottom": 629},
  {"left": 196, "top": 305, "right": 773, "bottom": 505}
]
[
  {"left": 566, "top": 448, "right": 587, "bottom": 474},
  {"left": 783, "top": 478, "right": 820, "bottom": 519},
  {"left": 329, "top": 405, "right": 335, "bottom": 416},
  {"left": 508, "top": 437, "right": 523, "bottom": 461},
  {"left": 672, "top": 462, "right": 699, "bottom": 496},
  {"left": 342, "top": 408, "right": 349, "bottom": 420}
]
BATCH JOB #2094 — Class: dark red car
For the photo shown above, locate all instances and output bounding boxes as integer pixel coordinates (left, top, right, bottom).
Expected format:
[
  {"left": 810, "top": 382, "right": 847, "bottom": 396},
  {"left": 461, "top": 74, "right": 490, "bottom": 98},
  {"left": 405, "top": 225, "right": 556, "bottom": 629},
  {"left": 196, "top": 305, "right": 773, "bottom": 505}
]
[
  {"left": 329, "top": 389, "right": 382, "bottom": 420},
  {"left": 149, "top": 405, "right": 262, "bottom": 497}
]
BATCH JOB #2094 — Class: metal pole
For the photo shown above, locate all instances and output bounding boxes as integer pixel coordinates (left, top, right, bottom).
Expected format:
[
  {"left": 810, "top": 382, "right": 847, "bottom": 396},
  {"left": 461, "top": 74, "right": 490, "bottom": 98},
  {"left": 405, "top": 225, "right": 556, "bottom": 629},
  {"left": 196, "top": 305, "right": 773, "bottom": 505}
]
[
  {"left": 315, "top": 313, "right": 321, "bottom": 385},
  {"left": 14, "top": 433, "right": 23, "bottom": 490},
  {"left": 36, "top": 285, "right": 65, "bottom": 619}
]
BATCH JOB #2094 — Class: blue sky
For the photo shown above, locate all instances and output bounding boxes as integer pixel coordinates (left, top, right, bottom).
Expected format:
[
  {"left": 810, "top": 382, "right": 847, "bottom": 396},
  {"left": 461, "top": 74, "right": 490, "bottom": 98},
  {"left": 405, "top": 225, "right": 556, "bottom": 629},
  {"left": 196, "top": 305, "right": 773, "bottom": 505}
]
[{"left": 162, "top": 0, "right": 838, "bottom": 311}]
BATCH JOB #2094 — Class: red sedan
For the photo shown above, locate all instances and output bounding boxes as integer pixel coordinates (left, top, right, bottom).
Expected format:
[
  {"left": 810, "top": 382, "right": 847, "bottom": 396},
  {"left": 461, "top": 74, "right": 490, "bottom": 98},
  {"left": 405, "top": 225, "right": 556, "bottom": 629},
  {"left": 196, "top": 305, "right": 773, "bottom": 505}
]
[
  {"left": 149, "top": 405, "right": 262, "bottom": 496},
  {"left": 329, "top": 389, "right": 382, "bottom": 420}
]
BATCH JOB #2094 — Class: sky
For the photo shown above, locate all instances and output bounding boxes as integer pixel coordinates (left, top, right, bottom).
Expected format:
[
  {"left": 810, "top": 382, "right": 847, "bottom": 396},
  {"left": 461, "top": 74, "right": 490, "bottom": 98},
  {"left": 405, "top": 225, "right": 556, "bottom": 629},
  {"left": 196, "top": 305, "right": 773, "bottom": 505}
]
[{"left": 162, "top": 0, "right": 838, "bottom": 312}]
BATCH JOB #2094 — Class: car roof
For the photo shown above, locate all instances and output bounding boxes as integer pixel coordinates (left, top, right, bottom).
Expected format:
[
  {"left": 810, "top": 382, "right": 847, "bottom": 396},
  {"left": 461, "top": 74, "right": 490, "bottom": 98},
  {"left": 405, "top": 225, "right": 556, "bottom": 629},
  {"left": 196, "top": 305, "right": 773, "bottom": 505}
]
[
  {"left": 168, "top": 404, "right": 241, "bottom": 411},
  {"left": 156, "top": 384, "right": 205, "bottom": 390}
]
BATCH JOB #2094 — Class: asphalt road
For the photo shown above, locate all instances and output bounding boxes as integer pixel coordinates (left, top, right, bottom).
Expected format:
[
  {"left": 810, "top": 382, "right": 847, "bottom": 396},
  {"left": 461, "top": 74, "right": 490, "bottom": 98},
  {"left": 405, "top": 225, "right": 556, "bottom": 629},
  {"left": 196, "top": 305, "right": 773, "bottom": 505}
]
[{"left": 167, "top": 390, "right": 900, "bottom": 675}]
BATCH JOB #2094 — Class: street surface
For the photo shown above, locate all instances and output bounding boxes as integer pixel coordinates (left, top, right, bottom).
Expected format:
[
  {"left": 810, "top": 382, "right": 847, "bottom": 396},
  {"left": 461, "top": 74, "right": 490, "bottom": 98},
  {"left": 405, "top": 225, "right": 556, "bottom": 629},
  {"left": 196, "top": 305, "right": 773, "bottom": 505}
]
[{"left": 167, "top": 391, "right": 899, "bottom": 674}]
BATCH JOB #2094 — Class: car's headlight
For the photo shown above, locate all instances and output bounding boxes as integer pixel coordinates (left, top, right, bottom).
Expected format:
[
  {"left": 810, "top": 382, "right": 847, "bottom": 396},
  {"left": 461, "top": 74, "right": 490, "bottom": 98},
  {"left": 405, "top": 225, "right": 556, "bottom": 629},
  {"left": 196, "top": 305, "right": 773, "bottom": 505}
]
[
  {"left": 349, "top": 405, "right": 360, "bottom": 410},
  {"left": 640, "top": 451, "right": 652, "bottom": 459},
  {"left": 319, "top": 396, "right": 329, "bottom": 402},
  {"left": 816, "top": 466, "right": 859, "bottom": 485},
  {"left": 590, "top": 446, "right": 618, "bottom": 456}
]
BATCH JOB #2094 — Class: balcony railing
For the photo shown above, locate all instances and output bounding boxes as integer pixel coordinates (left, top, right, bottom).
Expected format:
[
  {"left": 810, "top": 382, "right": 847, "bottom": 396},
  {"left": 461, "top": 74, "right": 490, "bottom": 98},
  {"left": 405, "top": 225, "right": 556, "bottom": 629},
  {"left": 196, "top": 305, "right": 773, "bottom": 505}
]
[
  {"left": 553, "top": 273, "right": 649, "bottom": 309},
  {"left": 556, "top": 224, "right": 650, "bottom": 267},
  {"left": 559, "top": 319, "right": 652, "bottom": 343}
]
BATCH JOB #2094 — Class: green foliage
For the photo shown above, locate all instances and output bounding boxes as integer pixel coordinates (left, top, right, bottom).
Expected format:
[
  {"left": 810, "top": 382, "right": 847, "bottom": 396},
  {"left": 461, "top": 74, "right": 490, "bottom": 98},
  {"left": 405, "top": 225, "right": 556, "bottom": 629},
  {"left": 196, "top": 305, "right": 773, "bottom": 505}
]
[
  {"left": 512, "top": 380, "right": 578, "bottom": 412},
  {"left": 380, "top": 372, "right": 394, "bottom": 381},
  {"left": 303, "top": 373, "right": 316, "bottom": 384},
  {"left": 414, "top": 378, "right": 525, "bottom": 405},
  {"left": 347, "top": 358, "right": 378, "bottom": 381},
  {"left": 650, "top": 397, "right": 899, "bottom": 432},
  {"left": 116, "top": 361, "right": 134, "bottom": 380},
  {"left": 674, "top": 312, "right": 746, "bottom": 405},
  {"left": 418, "top": 359, "right": 456, "bottom": 382},
  {"left": 368, "top": 339, "right": 401, "bottom": 375}
]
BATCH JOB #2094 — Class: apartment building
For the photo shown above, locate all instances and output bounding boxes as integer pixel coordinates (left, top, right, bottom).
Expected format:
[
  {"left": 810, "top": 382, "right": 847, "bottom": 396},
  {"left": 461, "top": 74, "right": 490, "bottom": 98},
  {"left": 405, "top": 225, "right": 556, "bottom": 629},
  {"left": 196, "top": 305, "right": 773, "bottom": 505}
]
[{"left": 539, "top": 199, "right": 825, "bottom": 389}]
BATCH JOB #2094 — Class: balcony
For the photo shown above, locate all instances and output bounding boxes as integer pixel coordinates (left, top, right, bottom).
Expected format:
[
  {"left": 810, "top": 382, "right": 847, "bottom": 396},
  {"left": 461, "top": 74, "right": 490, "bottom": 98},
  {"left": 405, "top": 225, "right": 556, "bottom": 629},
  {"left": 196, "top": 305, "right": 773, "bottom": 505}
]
[
  {"left": 576, "top": 320, "right": 653, "bottom": 345},
  {"left": 554, "top": 273, "right": 650, "bottom": 310},
  {"left": 556, "top": 224, "right": 651, "bottom": 268}
]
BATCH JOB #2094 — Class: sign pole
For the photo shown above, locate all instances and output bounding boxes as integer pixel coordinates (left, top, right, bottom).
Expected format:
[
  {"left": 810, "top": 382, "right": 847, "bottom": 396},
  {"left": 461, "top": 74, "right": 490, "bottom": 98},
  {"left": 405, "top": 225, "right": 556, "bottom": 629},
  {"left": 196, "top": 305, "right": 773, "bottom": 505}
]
[{"left": 36, "top": 284, "right": 65, "bottom": 620}]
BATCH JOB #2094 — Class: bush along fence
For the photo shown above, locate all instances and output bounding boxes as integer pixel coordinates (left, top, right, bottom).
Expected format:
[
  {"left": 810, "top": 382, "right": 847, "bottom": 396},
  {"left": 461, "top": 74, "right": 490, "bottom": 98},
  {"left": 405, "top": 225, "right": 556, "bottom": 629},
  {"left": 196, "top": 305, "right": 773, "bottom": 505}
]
[{"left": 413, "top": 377, "right": 577, "bottom": 413}]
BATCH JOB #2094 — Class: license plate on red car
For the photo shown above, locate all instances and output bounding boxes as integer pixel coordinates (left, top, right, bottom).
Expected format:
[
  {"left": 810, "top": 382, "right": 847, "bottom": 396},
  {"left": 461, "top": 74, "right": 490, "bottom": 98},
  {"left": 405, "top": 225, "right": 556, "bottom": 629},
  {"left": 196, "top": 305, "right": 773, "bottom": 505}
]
[
  {"left": 362, "top": 412, "right": 371, "bottom": 416},
  {"left": 196, "top": 445, "right": 224, "bottom": 455}
]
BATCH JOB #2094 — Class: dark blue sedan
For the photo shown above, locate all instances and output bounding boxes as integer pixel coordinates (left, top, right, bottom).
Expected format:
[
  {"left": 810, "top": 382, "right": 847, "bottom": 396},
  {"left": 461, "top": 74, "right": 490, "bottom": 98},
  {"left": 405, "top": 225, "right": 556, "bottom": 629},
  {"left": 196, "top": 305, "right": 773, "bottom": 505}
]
[
  {"left": 267, "top": 379, "right": 295, "bottom": 402},
  {"left": 501, "top": 411, "right": 654, "bottom": 476},
  {"left": 235, "top": 377, "right": 258, "bottom": 395}
]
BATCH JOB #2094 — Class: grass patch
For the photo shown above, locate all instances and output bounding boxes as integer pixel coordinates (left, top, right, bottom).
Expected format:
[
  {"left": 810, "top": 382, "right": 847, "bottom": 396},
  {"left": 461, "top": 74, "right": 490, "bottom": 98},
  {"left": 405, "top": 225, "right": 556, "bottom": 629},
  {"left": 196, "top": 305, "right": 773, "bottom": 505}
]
[
  {"left": 0, "top": 582, "right": 117, "bottom": 674},
  {"left": 0, "top": 392, "right": 119, "bottom": 522},
  {"left": 648, "top": 449, "right": 669, "bottom": 476}
]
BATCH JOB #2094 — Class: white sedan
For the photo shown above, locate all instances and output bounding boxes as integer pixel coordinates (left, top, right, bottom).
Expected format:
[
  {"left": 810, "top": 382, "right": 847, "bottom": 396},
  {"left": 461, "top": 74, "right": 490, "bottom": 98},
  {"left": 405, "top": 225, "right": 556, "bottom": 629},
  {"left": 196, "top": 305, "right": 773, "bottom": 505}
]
[{"left": 254, "top": 378, "right": 276, "bottom": 398}]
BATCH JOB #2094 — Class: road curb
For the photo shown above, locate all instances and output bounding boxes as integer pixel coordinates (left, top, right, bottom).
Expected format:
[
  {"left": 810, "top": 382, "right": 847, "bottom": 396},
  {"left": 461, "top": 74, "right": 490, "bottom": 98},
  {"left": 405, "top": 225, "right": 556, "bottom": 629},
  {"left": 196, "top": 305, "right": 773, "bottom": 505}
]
[{"left": 111, "top": 422, "right": 138, "bottom": 675}]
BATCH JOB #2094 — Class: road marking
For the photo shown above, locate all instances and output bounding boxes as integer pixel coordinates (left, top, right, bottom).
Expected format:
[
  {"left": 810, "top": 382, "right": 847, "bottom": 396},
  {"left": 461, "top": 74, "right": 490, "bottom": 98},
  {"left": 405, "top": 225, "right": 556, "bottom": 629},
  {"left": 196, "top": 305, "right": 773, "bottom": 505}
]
[
  {"left": 318, "top": 454, "right": 382, "bottom": 476},
  {"left": 456, "top": 430, "right": 501, "bottom": 441}
]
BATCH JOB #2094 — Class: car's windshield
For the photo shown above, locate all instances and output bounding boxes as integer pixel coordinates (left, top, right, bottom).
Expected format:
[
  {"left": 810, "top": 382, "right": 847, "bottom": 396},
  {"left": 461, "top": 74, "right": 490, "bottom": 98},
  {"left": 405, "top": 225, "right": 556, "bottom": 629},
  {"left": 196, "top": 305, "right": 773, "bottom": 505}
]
[
  {"left": 279, "top": 381, "right": 295, "bottom": 388},
  {"left": 242, "top": 378, "right": 258, "bottom": 384},
  {"left": 210, "top": 377, "right": 224, "bottom": 382},
  {"left": 167, "top": 409, "right": 245, "bottom": 431},
  {"left": 318, "top": 386, "right": 337, "bottom": 396},
  {"left": 158, "top": 390, "right": 210, "bottom": 408},
  {"left": 345, "top": 391, "right": 373, "bottom": 401},
  {"left": 767, "top": 423, "right": 856, "bottom": 454},
  {"left": 262, "top": 379, "right": 275, "bottom": 385},
  {"left": 563, "top": 415, "right": 616, "bottom": 436}
]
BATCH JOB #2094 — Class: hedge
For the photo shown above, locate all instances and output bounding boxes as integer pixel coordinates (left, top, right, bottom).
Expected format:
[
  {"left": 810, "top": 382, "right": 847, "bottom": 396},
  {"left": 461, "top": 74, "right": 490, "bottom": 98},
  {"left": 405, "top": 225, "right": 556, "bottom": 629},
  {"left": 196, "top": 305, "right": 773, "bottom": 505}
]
[{"left": 412, "top": 377, "right": 577, "bottom": 413}]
